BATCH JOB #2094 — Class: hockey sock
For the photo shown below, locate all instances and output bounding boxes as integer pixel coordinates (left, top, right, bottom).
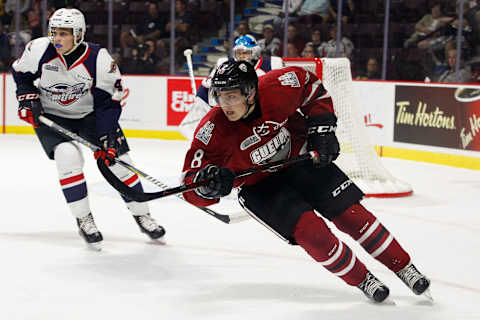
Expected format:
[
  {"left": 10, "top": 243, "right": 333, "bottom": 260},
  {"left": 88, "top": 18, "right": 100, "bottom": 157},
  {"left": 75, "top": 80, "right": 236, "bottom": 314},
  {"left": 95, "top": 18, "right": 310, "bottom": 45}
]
[
  {"left": 54, "top": 142, "right": 90, "bottom": 218},
  {"left": 293, "top": 211, "right": 368, "bottom": 286},
  {"left": 108, "top": 153, "right": 149, "bottom": 216},
  {"left": 332, "top": 203, "right": 410, "bottom": 272}
]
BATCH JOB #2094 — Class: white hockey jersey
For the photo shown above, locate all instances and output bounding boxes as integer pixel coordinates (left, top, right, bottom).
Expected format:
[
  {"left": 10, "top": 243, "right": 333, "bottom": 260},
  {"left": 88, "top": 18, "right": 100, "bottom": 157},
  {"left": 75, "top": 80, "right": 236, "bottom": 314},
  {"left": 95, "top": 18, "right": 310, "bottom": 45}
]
[{"left": 12, "top": 37, "right": 123, "bottom": 135}]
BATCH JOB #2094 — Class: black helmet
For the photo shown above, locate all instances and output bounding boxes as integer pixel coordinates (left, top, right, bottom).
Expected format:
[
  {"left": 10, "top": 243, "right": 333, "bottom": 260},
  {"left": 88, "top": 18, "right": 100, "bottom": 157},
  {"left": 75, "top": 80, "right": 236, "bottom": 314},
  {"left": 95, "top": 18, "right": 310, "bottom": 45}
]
[{"left": 211, "top": 60, "right": 258, "bottom": 99}]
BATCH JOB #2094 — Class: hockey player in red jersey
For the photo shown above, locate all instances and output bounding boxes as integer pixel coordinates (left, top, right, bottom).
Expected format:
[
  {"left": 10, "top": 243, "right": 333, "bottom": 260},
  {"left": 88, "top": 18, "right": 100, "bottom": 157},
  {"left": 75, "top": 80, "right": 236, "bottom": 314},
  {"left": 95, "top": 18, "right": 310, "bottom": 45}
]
[
  {"left": 181, "top": 60, "right": 431, "bottom": 302},
  {"left": 11, "top": 8, "right": 165, "bottom": 249}
]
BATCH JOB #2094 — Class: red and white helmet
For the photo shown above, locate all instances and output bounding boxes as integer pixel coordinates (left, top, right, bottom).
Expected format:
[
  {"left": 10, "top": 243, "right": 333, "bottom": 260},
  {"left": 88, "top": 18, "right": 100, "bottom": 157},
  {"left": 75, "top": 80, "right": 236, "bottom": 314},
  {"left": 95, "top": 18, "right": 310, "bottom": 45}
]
[{"left": 48, "top": 8, "right": 86, "bottom": 50}]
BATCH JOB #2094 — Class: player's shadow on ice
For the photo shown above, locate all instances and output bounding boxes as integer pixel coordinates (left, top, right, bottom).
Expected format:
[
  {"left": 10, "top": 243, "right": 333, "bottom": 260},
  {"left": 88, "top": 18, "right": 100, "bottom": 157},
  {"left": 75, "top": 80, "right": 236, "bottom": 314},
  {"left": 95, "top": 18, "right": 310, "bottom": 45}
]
[{"left": 190, "top": 282, "right": 361, "bottom": 304}]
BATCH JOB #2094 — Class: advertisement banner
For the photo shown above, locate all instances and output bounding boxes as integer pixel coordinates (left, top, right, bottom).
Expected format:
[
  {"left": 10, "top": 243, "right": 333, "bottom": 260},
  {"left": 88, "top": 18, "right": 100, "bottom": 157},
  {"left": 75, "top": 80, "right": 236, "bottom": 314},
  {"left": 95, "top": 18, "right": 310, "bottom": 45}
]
[
  {"left": 393, "top": 85, "right": 480, "bottom": 151},
  {"left": 167, "top": 78, "right": 203, "bottom": 126}
]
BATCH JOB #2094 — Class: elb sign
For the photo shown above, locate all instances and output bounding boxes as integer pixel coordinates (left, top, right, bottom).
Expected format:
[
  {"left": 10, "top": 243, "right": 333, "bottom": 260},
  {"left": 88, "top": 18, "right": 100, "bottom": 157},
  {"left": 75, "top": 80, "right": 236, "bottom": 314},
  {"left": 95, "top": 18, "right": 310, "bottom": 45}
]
[{"left": 166, "top": 78, "right": 202, "bottom": 126}]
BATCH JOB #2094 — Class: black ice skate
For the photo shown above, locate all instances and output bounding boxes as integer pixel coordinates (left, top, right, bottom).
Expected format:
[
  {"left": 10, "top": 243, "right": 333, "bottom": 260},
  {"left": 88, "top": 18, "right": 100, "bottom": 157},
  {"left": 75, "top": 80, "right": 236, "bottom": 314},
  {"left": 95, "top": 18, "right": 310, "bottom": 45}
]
[
  {"left": 396, "top": 263, "right": 432, "bottom": 299},
  {"left": 76, "top": 213, "right": 103, "bottom": 250},
  {"left": 358, "top": 271, "right": 390, "bottom": 303},
  {"left": 133, "top": 214, "right": 166, "bottom": 240}
]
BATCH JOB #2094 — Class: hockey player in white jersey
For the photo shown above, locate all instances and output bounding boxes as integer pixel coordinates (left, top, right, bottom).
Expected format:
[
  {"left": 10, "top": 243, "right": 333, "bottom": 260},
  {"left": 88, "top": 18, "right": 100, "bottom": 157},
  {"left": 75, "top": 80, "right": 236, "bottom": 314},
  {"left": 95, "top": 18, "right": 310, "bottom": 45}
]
[
  {"left": 178, "top": 34, "right": 283, "bottom": 140},
  {"left": 11, "top": 8, "right": 165, "bottom": 249}
]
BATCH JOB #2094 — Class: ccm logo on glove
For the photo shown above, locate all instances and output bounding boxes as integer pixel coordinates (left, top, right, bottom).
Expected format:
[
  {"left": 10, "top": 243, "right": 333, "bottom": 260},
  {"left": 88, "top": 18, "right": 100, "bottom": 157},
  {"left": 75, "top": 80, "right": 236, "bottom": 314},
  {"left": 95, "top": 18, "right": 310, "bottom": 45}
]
[{"left": 308, "top": 125, "right": 337, "bottom": 134}]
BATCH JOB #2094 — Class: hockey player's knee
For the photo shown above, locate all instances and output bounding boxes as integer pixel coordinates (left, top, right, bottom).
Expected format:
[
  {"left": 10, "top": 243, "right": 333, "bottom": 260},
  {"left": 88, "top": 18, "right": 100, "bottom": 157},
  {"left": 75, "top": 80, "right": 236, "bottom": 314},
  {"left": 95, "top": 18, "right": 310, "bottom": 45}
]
[
  {"left": 54, "top": 142, "right": 84, "bottom": 172},
  {"left": 293, "top": 211, "right": 337, "bottom": 260},
  {"left": 332, "top": 203, "right": 376, "bottom": 240}
]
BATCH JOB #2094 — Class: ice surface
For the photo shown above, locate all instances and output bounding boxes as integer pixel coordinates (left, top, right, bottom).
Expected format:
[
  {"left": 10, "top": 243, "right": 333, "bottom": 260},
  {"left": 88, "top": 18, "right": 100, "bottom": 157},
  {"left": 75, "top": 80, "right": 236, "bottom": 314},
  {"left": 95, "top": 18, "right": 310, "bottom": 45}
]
[{"left": 1, "top": 135, "right": 479, "bottom": 320}]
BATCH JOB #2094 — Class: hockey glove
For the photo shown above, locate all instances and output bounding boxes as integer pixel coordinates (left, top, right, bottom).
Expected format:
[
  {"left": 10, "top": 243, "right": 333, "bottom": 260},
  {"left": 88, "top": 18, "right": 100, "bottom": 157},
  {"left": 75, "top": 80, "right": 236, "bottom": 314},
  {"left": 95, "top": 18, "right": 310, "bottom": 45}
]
[
  {"left": 306, "top": 113, "right": 340, "bottom": 168},
  {"left": 194, "top": 165, "right": 235, "bottom": 199},
  {"left": 17, "top": 90, "right": 43, "bottom": 128},
  {"left": 94, "top": 128, "right": 123, "bottom": 166}
]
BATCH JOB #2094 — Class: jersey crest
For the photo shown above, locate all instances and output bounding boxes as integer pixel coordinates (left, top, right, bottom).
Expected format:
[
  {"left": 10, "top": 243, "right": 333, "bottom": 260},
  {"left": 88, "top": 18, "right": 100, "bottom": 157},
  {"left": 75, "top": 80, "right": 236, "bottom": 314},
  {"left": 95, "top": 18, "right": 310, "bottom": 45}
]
[
  {"left": 40, "top": 83, "right": 90, "bottom": 106},
  {"left": 249, "top": 127, "right": 291, "bottom": 164},
  {"left": 278, "top": 71, "right": 300, "bottom": 88}
]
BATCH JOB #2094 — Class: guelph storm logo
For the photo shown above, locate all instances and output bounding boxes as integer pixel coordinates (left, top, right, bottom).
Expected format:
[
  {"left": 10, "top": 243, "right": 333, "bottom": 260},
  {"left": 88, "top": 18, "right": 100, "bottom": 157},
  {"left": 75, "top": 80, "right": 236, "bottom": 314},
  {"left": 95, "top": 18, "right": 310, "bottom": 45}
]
[{"left": 41, "top": 83, "right": 89, "bottom": 106}]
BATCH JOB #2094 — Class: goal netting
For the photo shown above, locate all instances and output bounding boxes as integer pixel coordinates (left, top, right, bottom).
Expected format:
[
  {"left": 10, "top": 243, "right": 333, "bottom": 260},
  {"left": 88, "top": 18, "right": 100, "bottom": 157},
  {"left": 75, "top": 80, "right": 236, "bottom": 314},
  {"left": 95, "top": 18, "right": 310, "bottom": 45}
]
[{"left": 283, "top": 57, "right": 412, "bottom": 197}]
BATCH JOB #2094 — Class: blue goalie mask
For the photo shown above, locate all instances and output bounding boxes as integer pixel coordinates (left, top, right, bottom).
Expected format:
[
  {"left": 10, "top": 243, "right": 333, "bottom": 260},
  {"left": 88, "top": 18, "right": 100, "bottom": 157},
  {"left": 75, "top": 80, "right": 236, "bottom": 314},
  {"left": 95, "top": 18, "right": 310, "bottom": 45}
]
[{"left": 233, "top": 34, "right": 261, "bottom": 65}]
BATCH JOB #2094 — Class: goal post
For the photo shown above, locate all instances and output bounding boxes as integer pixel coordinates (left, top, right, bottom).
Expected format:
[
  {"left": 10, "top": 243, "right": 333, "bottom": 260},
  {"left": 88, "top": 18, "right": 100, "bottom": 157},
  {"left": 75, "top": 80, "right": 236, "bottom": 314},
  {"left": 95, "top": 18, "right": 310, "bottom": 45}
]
[{"left": 283, "top": 57, "right": 413, "bottom": 198}]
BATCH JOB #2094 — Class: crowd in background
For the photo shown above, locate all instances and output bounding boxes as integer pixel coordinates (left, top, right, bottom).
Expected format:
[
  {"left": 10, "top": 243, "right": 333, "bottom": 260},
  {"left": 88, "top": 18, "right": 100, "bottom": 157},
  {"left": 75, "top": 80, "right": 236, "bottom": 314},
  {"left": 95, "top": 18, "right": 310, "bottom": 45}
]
[{"left": 1, "top": 0, "right": 480, "bottom": 83}]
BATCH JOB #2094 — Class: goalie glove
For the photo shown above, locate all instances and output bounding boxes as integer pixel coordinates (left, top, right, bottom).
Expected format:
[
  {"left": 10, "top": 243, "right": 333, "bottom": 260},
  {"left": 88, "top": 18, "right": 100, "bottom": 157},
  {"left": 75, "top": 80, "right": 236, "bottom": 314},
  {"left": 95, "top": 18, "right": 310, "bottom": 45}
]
[
  {"left": 194, "top": 165, "right": 235, "bottom": 199},
  {"left": 17, "top": 90, "right": 43, "bottom": 128},
  {"left": 306, "top": 113, "right": 340, "bottom": 168},
  {"left": 94, "top": 128, "right": 123, "bottom": 166}
]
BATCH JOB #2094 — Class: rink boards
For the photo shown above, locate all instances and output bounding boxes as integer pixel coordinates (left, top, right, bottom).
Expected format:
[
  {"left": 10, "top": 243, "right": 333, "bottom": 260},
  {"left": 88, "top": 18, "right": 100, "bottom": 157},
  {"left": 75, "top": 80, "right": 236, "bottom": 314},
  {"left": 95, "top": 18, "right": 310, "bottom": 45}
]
[{"left": 1, "top": 73, "right": 480, "bottom": 169}]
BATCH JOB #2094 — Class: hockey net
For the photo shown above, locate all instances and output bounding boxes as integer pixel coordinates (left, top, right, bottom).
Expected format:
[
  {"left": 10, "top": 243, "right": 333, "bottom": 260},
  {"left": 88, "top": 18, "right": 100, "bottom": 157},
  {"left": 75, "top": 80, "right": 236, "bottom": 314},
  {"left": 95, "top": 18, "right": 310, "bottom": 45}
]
[{"left": 282, "top": 57, "right": 412, "bottom": 197}]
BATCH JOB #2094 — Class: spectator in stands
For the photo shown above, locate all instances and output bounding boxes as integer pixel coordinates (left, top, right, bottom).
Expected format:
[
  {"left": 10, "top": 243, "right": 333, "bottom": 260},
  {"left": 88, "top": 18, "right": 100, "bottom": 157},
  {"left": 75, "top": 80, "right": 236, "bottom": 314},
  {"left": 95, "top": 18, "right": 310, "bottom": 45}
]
[
  {"left": 306, "top": 27, "right": 323, "bottom": 55},
  {"left": 272, "top": 0, "right": 303, "bottom": 31},
  {"left": 355, "top": 57, "right": 381, "bottom": 80},
  {"left": 224, "top": 21, "right": 250, "bottom": 53},
  {"left": 123, "top": 40, "right": 158, "bottom": 75},
  {"left": 287, "top": 42, "right": 300, "bottom": 58},
  {"left": 404, "top": 1, "right": 454, "bottom": 49},
  {"left": 120, "top": 2, "right": 167, "bottom": 57},
  {"left": 318, "top": 24, "right": 354, "bottom": 59},
  {"left": 5, "top": 0, "right": 32, "bottom": 50},
  {"left": 296, "top": 0, "right": 330, "bottom": 28},
  {"left": 166, "top": 0, "right": 193, "bottom": 67},
  {"left": 26, "top": 0, "right": 42, "bottom": 40},
  {"left": 437, "top": 48, "right": 473, "bottom": 83},
  {"left": 0, "top": 23, "right": 11, "bottom": 72},
  {"left": 258, "top": 24, "right": 281, "bottom": 57},
  {"left": 329, "top": 0, "right": 357, "bottom": 24},
  {"left": 280, "top": 24, "right": 307, "bottom": 57},
  {"left": 301, "top": 43, "right": 317, "bottom": 58}
]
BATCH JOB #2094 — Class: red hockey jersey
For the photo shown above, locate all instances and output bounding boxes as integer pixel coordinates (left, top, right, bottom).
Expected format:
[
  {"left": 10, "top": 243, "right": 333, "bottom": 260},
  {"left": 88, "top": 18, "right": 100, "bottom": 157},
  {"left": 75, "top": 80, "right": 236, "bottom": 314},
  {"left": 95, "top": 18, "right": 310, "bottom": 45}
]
[{"left": 182, "top": 66, "right": 334, "bottom": 207}]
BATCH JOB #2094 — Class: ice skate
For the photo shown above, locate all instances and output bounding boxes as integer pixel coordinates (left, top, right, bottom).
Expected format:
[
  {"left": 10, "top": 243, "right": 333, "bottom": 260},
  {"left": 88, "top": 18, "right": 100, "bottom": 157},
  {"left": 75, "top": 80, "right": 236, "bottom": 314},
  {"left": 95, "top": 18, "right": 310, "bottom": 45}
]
[
  {"left": 76, "top": 213, "right": 103, "bottom": 251},
  {"left": 358, "top": 271, "right": 390, "bottom": 303},
  {"left": 133, "top": 214, "right": 166, "bottom": 240},
  {"left": 396, "top": 263, "right": 432, "bottom": 300}
]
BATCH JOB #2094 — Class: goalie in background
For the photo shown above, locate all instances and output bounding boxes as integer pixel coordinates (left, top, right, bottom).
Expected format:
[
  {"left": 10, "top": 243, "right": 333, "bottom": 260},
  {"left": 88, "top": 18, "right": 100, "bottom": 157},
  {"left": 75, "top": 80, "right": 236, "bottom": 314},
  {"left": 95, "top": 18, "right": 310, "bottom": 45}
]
[
  {"left": 180, "top": 60, "right": 431, "bottom": 303},
  {"left": 178, "top": 34, "right": 283, "bottom": 141},
  {"left": 11, "top": 8, "right": 165, "bottom": 250}
]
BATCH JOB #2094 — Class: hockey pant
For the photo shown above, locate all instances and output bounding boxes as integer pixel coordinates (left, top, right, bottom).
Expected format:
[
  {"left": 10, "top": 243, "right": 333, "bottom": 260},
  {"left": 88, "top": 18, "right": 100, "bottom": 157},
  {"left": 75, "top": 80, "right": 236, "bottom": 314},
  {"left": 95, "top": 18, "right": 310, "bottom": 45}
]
[{"left": 54, "top": 142, "right": 149, "bottom": 218}]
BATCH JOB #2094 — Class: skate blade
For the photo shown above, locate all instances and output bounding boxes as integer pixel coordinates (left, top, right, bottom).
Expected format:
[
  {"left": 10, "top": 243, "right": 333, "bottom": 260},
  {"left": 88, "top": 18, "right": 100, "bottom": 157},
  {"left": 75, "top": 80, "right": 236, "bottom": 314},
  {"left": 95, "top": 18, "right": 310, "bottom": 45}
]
[
  {"left": 422, "top": 288, "right": 434, "bottom": 303},
  {"left": 86, "top": 242, "right": 102, "bottom": 251},
  {"left": 148, "top": 236, "right": 167, "bottom": 246},
  {"left": 382, "top": 297, "right": 397, "bottom": 306}
]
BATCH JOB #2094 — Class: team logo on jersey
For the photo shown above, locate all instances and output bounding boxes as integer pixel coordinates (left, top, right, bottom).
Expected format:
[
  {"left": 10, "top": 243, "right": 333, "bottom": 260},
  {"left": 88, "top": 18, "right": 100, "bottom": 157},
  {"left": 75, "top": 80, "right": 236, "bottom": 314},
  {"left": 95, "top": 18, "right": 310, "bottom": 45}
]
[
  {"left": 108, "top": 60, "right": 118, "bottom": 73},
  {"left": 44, "top": 64, "right": 59, "bottom": 72},
  {"left": 253, "top": 119, "right": 287, "bottom": 137},
  {"left": 195, "top": 121, "right": 215, "bottom": 145},
  {"left": 41, "top": 83, "right": 89, "bottom": 106},
  {"left": 278, "top": 71, "right": 300, "bottom": 88},
  {"left": 249, "top": 127, "right": 291, "bottom": 164},
  {"left": 241, "top": 120, "right": 287, "bottom": 150}
]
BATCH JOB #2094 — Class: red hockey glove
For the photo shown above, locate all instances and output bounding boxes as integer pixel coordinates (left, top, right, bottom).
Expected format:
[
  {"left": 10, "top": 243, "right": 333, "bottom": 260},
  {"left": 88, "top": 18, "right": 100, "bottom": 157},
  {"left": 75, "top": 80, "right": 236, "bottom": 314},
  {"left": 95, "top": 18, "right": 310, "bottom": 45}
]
[
  {"left": 94, "top": 129, "right": 123, "bottom": 166},
  {"left": 194, "top": 165, "right": 235, "bottom": 199},
  {"left": 17, "top": 92, "right": 43, "bottom": 128},
  {"left": 306, "top": 113, "right": 340, "bottom": 168}
]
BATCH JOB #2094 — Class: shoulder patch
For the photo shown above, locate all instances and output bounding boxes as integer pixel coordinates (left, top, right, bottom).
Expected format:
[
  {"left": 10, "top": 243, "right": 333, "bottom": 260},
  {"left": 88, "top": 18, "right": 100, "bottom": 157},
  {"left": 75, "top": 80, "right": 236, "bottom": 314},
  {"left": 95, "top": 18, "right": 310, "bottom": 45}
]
[
  {"left": 195, "top": 121, "right": 215, "bottom": 145},
  {"left": 278, "top": 71, "right": 300, "bottom": 88}
]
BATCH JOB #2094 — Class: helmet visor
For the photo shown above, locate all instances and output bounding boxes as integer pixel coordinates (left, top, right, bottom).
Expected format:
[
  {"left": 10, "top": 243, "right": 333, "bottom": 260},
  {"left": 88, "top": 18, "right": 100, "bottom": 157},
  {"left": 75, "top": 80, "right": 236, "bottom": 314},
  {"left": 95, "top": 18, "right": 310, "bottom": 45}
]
[{"left": 213, "top": 89, "right": 246, "bottom": 106}]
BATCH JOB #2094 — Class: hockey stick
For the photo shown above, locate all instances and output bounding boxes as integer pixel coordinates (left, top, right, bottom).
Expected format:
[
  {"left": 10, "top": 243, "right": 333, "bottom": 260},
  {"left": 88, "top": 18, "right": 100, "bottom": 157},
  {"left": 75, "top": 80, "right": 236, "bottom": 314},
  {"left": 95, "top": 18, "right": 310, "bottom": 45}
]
[
  {"left": 37, "top": 115, "right": 243, "bottom": 224},
  {"left": 97, "top": 151, "right": 320, "bottom": 203},
  {"left": 183, "top": 49, "right": 197, "bottom": 95}
]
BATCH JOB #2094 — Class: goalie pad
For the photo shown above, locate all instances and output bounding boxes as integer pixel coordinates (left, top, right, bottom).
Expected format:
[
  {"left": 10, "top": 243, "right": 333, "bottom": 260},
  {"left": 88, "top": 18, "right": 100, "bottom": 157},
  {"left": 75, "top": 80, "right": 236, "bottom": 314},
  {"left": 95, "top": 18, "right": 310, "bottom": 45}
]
[{"left": 179, "top": 96, "right": 211, "bottom": 140}]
